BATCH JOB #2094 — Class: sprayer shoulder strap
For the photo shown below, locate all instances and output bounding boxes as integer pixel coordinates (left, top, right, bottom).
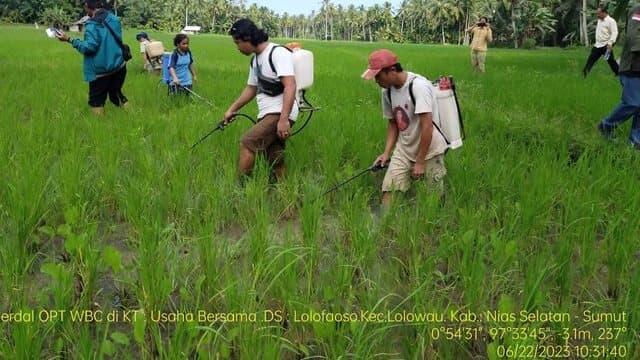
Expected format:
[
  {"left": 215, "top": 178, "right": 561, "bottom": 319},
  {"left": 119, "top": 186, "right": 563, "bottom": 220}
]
[
  {"left": 251, "top": 45, "right": 293, "bottom": 74},
  {"left": 268, "top": 45, "right": 293, "bottom": 74},
  {"left": 169, "top": 49, "right": 192, "bottom": 67},
  {"left": 386, "top": 78, "right": 416, "bottom": 109},
  {"left": 386, "top": 79, "right": 450, "bottom": 145}
]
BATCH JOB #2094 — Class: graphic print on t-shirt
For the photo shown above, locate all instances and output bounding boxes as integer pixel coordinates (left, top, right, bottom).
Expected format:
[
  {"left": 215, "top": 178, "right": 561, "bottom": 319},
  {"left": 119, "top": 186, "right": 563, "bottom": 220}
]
[{"left": 393, "top": 106, "right": 410, "bottom": 131}]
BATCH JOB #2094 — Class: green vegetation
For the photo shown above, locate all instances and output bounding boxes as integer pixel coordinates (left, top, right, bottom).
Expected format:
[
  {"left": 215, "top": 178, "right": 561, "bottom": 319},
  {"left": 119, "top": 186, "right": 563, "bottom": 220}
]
[
  {"left": 0, "top": 25, "right": 638, "bottom": 358},
  {"left": 1, "top": 0, "right": 631, "bottom": 47}
]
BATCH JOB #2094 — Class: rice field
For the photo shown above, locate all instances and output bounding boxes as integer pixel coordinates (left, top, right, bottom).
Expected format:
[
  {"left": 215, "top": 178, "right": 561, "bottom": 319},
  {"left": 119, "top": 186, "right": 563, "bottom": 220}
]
[{"left": 0, "top": 24, "right": 639, "bottom": 359}]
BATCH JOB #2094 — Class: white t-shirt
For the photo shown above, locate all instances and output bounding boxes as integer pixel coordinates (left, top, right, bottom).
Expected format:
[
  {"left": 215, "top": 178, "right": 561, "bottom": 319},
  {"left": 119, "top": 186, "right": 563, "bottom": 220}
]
[
  {"left": 595, "top": 15, "right": 618, "bottom": 48},
  {"left": 247, "top": 43, "right": 299, "bottom": 121},
  {"left": 139, "top": 40, "right": 149, "bottom": 53},
  {"left": 381, "top": 72, "right": 448, "bottom": 162}
]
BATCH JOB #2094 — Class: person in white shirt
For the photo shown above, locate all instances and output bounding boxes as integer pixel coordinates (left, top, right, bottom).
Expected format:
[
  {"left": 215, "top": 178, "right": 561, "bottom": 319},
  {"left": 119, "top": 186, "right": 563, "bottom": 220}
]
[
  {"left": 224, "top": 19, "right": 298, "bottom": 182},
  {"left": 583, "top": 5, "right": 619, "bottom": 77},
  {"left": 361, "top": 49, "right": 448, "bottom": 208}
]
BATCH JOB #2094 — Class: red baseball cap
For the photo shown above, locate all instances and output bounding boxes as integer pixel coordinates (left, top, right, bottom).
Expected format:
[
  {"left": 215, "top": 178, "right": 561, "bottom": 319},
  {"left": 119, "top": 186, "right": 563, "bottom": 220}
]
[{"left": 361, "top": 49, "right": 398, "bottom": 80}]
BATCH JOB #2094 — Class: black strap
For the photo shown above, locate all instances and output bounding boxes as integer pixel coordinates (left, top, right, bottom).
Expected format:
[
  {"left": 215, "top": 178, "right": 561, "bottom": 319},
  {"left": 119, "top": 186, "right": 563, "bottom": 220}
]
[
  {"left": 268, "top": 45, "right": 292, "bottom": 73},
  {"left": 385, "top": 78, "right": 416, "bottom": 110},
  {"left": 432, "top": 117, "right": 450, "bottom": 145},
  {"left": 102, "top": 20, "right": 125, "bottom": 50},
  {"left": 450, "top": 78, "right": 465, "bottom": 140},
  {"left": 169, "top": 49, "right": 192, "bottom": 68},
  {"left": 251, "top": 45, "right": 293, "bottom": 74}
]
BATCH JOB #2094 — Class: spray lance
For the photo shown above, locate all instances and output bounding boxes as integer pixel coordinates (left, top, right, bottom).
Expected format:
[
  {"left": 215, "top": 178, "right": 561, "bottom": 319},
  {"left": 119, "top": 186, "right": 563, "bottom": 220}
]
[
  {"left": 187, "top": 91, "right": 318, "bottom": 150},
  {"left": 189, "top": 113, "right": 257, "bottom": 151},
  {"left": 322, "top": 160, "right": 389, "bottom": 196},
  {"left": 177, "top": 85, "right": 215, "bottom": 107}
]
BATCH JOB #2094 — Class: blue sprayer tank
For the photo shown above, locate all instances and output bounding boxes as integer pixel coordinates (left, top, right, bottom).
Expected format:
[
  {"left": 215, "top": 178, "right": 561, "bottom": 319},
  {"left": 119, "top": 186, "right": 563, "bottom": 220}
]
[{"left": 162, "top": 52, "right": 172, "bottom": 84}]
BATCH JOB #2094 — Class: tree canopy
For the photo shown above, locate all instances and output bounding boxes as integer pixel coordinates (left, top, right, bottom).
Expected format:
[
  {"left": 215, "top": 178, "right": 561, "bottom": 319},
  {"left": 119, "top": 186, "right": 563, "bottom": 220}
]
[{"left": 1, "top": 0, "right": 634, "bottom": 47}]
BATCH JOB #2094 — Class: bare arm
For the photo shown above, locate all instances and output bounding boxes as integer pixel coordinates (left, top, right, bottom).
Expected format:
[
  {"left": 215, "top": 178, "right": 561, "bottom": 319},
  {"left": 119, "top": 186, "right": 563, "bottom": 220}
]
[
  {"left": 413, "top": 112, "right": 433, "bottom": 177},
  {"left": 276, "top": 75, "right": 297, "bottom": 139},
  {"left": 224, "top": 86, "right": 258, "bottom": 122},
  {"left": 169, "top": 67, "right": 179, "bottom": 84},
  {"left": 416, "top": 113, "right": 433, "bottom": 162},
  {"left": 189, "top": 63, "right": 197, "bottom": 82}
]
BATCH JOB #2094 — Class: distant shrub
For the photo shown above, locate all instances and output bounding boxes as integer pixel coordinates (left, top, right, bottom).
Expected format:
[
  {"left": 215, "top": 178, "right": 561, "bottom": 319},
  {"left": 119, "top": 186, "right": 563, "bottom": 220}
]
[
  {"left": 522, "top": 38, "right": 537, "bottom": 49},
  {"left": 39, "top": 6, "right": 71, "bottom": 29}
]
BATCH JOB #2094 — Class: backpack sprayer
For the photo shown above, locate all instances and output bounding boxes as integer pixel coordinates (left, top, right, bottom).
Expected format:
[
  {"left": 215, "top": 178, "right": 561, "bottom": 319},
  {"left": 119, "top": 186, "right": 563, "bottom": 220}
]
[
  {"left": 190, "top": 43, "right": 320, "bottom": 150},
  {"left": 288, "top": 43, "right": 321, "bottom": 136},
  {"left": 433, "top": 76, "right": 464, "bottom": 149},
  {"left": 386, "top": 75, "right": 464, "bottom": 151}
]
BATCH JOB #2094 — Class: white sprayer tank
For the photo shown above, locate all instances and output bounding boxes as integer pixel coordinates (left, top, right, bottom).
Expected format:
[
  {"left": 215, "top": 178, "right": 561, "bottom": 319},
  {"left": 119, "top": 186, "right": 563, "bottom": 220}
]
[
  {"left": 435, "top": 88, "right": 463, "bottom": 149},
  {"left": 292, "top": 49, "right": 314, "bottom": 91}
]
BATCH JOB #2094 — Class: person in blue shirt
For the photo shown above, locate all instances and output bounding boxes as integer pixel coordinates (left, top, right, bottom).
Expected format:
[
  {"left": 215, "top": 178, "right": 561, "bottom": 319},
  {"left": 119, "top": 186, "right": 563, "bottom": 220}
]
[
  {"left": 168, "top": 34, "right": 197, "bottom": 95},
  {"left": 56, "top": 0, "right": 128, "bottom": 115}
]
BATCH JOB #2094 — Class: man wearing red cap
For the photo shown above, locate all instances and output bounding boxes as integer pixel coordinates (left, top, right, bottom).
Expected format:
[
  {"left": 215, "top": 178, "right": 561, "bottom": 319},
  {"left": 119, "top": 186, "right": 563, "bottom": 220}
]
[{"left": 362, "top": 49, "right": 448, "bottom": 207}]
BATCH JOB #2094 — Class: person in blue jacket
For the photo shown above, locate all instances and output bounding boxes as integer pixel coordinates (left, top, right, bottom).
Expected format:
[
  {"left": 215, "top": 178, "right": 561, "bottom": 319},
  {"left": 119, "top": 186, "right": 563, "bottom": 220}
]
[
  {"left": 56, "top": 0, "right": 128, "bottom": 115},
  {"left": 168, "top": 34, "right": 197, "bottom": 95}
]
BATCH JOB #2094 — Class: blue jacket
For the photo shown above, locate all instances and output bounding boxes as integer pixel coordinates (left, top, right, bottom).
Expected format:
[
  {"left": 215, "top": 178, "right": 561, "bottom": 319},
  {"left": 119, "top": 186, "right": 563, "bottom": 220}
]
[{"left": 70, "top": 9, "right": 125, "bottom": 82}]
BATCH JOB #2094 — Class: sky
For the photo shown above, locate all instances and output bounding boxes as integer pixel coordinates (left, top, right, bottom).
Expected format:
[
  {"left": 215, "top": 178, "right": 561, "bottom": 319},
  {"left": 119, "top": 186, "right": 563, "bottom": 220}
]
[{"left": 248, "top": 0, "right": 402, "bottom": 16}]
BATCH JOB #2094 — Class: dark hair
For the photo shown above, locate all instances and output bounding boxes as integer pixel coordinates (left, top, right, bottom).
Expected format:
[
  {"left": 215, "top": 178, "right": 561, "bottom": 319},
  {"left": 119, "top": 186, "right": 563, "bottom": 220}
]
[
  {"left": 84, "top": 0, "right": 104, "bottom": 9},
  {"left": 479, "top": 16, "right": 488, "bottom": 22},
  {"left": 597, "top": 4, "right": 608, "bottom": 13},
  {"left": 382, "top": 63, "right": 403, "bottom": 73},
  {"left": 136, "top": 32, "right": 149, "bottom": 41},
  {"left": 229, "top": 18, "right": 269, "bottom": 46},
  {"left": 173, "top": 34, "right": 189, "bottom": 47}
]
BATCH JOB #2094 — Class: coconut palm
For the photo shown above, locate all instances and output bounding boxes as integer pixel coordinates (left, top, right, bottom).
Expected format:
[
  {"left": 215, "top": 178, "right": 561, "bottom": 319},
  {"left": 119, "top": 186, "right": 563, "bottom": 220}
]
[{"left": 428, "top": 0, "right": 461, "bottom": 44}]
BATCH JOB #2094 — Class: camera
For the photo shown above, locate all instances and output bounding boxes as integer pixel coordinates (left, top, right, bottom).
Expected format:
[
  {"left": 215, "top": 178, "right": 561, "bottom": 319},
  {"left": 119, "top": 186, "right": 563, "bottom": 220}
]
[{"left": 477, "top": 22, "right": 487, "bottom": 27}]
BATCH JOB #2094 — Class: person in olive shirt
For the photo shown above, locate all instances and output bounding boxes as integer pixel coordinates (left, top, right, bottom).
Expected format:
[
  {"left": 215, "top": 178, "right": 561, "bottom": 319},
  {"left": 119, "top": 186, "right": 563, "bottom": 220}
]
[
  {"left": 467, "top": 16, "right": 493, "bottom": 73},
  {"left": 598, "top": 3, "right": 640, "bottom": 149}
]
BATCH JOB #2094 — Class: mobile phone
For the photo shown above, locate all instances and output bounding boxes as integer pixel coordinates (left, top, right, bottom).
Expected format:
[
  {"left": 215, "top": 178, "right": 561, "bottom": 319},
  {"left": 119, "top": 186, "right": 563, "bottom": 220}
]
[{"left": 46, "top": 28, "right": 59, "bottom": 38}]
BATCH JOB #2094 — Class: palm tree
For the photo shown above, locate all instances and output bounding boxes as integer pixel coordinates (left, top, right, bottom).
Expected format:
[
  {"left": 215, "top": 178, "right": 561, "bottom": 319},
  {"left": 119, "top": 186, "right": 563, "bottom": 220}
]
[
  {"left": 429, "top": 0, "right": 460, "bottom": 44},
  {"left": 321, "top": 0, "right": 331, "bottom": 40},
  {"left": 522, "top": 1, "right": 557, "bottom": 44},
  {"left": 499, "top": 0, "right": 523, "bottom": 48},
  {"left": 580, "top": 0, "right": 588, "bottom": 46},
  {"left": 207, "top": 0, "right": 227, "bottom": 33}
]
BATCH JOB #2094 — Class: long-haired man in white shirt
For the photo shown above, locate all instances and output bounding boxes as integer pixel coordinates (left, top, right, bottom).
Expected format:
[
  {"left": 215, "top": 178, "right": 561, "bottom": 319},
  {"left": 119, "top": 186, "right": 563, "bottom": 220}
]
[
  {"left": 583, "top": 5, "right": 619, "bottom": 77},
  {"left": 225, "top": 19, "right": 297, "bottom": 182}
]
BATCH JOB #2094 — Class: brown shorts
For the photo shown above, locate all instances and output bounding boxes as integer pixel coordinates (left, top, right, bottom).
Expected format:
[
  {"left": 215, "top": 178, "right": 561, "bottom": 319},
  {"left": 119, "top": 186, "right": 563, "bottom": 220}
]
[{"left": 240, "top": 113, "right": 293, "bottom": 167}]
